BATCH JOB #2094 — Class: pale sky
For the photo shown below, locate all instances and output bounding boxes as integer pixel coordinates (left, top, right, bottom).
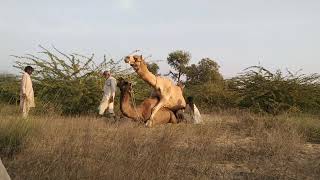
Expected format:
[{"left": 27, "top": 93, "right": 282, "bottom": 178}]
[{"left": 1, "top": 0, "right": 319, "bottom": 77}]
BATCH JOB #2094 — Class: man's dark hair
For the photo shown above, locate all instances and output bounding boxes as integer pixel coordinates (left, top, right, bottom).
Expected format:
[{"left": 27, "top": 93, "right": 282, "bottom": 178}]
[
  {"left": 187, "top": 96, "right": 193, "bottom": 103},
  {"left": 24, "top": 66, "right": 34, "bottom": 72},
  {"left": 187, "top": 96, "right": 194, "bottom": 112}
]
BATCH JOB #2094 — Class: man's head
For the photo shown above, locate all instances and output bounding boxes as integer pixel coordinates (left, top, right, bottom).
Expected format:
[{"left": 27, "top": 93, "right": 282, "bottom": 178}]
[
  {"left": 24, "top": 66, "right": 34, "bottom": 75},
  {"left": 186, "top": 96, "right": 195, "bottom": 111},
  {"left": 187, "top": 96, "right": 194, "bottom": 104},
  {"left": 102, "top": 71, "right": 111, "bottom": 79}
]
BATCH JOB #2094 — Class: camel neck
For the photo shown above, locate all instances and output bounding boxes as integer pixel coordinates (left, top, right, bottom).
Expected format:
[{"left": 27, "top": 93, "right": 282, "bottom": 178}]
[
  {"left": 136, "top": 63, "right": 157, "bottom": 86},
  {"left": 120, "top": 89, "right": 141, "bottom": 121}
]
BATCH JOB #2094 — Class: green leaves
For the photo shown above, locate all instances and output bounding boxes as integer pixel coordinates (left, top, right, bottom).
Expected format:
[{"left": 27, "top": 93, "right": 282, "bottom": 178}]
[
  {"left": 229, "top": 66, "right": 320, "bottom": 114},
  {"left": 12, "top": 46, "right": 124, "bottom": 115},
  {"left": 167, "top": 50, "right": 191, "bottom": 82},
  {"left": 0, "top": 74, "right": 20, "bottom": 104},
  {"left": 185, "top": 58, "right": 223, "bottom": 85}
]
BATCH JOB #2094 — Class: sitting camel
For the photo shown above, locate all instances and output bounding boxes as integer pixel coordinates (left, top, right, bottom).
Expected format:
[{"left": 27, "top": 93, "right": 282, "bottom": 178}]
[
  {"left": 124, "top": 55, "right": 186, "bottom": 126},
  {"left": 117, "top": 78, "right": 178, "bottom": 127}
]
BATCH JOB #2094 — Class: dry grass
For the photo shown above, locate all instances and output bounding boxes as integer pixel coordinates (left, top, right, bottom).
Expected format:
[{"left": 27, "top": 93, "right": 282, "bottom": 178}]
[{"left": 1, "top": 106, "right": 320, "bottom": 179}]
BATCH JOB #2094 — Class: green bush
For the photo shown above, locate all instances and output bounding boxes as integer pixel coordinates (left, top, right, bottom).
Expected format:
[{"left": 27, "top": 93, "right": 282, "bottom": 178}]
[
  {"left": 0, "top": 74, "right": 20, "bottom": 104},
  {"left": 229, "top": 66, "right": 320, "bottom": 114},
  {"left": 12, "top": 46, "right": 125, "bottom": 115},
  {"left": 5, "top": 47, "right": 320, "bottom": 116},
  {"left": 185, "top": 83, "right": 237, "bottom": 110}
]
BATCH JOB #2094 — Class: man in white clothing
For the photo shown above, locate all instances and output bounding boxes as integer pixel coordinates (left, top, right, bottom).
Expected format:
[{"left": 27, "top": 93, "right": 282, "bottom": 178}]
[
  {"left": 98, "top": 71, "right": 117, "bottom": 117},
  {"left": 184, "top": 96, "right": 203, "bottom": 124},
  {"left": 20, "top": 66, "right": 35, "bottom": 118}
]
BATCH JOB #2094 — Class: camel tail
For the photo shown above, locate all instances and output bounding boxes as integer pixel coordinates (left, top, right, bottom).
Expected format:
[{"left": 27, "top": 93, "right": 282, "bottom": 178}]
[{"left": 169, "top": 111, "right": 178, "bottom": 124}]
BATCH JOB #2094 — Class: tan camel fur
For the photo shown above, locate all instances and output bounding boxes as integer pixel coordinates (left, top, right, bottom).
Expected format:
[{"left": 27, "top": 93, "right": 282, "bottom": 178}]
[
  {"left": 117, "top": 78, "right": 178, "bottom": 127},
  {"left": 124, "top": 55, "right": 186, "bottom": 126}
]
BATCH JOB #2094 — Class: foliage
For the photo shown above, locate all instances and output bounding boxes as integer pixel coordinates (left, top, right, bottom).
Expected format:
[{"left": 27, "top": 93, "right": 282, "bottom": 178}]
[
  {"left": 0, "top": 74, "right": 20, "bottom": 104},
  {"left": 167, "top": 50, "right": 191, "bottom": 82},
  {"left": 185, "top": 58, "right": 223, "bottom": 85},
  {"left": 2, "top": 47, "right": 320, "bottom": 116},
  {"left": 146, "top": 62, "right": 160, "bottom": 75},
  {"left": 183, "top": 58, "right": 230, "bottom": 110},
  {"left": 12, "top": 46, "right": 125, "bottom": 114},
  {"left": 185, "top": 83, "right": 237, "bottom": 111},
  {"left": 229, "top": 66, "right": 320, "bottom": 114}
]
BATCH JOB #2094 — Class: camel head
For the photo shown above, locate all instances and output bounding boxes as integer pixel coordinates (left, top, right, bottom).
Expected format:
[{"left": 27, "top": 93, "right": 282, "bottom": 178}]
[
  {"left": 117, "top": 77, "right": 132, "bottom": 93},
  {"left": 124, "top": 55, "right": 144, "bottom": 71}
]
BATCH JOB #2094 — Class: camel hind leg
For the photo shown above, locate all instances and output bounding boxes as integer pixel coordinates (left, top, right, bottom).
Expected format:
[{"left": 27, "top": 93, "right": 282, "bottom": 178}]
[{"left": 149, "top": 96, "right": 169, "bottom": 121}]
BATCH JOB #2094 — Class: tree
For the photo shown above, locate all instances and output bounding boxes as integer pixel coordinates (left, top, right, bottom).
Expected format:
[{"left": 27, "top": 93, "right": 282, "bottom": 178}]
[
  {"left": 186, "top": 58, "right": 223, "bottom": 85},
  {"left": 147, "top": 62, "right": 160, "bottom": 75},
  {"left": 167, "top": 50, "right": 191, "bottom": 82},
  {"left": 12, "top": 45, "right": 124, "bottom": 114}
]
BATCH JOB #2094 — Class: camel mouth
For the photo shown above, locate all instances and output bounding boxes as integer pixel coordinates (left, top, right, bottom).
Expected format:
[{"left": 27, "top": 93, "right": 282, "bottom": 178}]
[{"left": 125, "top": 59, "right": 135, "bottom": 66}]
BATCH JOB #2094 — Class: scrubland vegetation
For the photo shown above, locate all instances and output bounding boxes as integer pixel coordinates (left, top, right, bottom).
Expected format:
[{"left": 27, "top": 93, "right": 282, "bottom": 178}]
[{"left": 1, "top": 47, "right": 320, "bottom": 179}]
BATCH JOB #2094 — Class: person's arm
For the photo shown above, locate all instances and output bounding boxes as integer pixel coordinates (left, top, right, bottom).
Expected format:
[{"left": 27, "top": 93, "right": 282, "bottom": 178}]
[
  {"left": 107, "top": 79, "right": 116, "bottom": 103},
  {"left": 103, "top": 81, "right": 108, "bottom": 95},
  {"left": 21, "top": 73, "right": 27, "bottom": 98},
  {"left": 110, "top": 78, "right": 117, "bottom": 97}
]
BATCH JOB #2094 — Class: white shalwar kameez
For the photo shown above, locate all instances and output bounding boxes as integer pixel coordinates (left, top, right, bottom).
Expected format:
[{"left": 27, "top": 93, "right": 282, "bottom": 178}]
[
  {"left": 193, "top": 104, "right": 203, "bottom": 124},
  {"left": 184, "top": 104, "right": 203, "bottom": 124},
  {"left": 98, "top": 76, "right": 117, "bottom": 115},
  {"left": 20, "top": 72, "right": 35, "bottom": 118}
]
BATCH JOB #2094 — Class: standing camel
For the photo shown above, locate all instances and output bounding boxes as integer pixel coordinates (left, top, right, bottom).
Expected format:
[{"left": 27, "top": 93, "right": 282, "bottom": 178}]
[
  {"left": 117, "top": 78, "right": 178, "bottom": 127},
  {"left": 124, "top": 55, "right": 186, "bottom": 126}
]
